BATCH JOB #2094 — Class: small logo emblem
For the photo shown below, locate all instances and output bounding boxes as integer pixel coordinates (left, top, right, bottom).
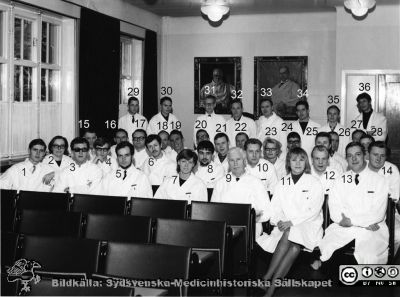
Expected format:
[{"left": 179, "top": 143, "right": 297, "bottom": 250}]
[
  {"left": 340, "top": 266, "right": 358, "bottom": 285},
  {"left": 387, "top": 267, "right": 399, "bottom": 278},
  {"left": 7, "top": 259, "right": 41, "bottom": 293},
  {"left": 362, "top": 267, "right": 373, "bottom": 278},
  {"left": 374, "top": 266, "right": 386, "bottom": 278}
]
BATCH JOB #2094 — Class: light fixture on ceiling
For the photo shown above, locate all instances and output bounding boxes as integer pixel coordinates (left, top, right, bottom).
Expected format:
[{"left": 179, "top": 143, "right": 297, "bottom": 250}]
[
  {"left": 344, "top": 0, "right": 376, "bottom": 17},
  {"left": 201, "top": 0, "right": 230, "bottom": 23}
]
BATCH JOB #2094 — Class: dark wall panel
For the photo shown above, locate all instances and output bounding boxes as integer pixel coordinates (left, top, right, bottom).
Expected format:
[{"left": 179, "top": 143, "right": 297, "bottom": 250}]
[{"left": 142, "top": 29, "right": 158, "bottom": 120}]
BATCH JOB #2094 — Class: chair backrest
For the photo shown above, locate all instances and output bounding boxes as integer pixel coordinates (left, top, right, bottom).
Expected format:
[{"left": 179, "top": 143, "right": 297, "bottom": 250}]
[
  {"left": 21, "top": 235, "right": 101, "bottom": 274},
  {"left": 130, "top": 197, "right": 188, "bottom": 219},
  {"left": 70, "top": 194, "right": 127, "bottom": 215},
  {"left": 18, "top": 191, "right": 69, "bottom": 211},
  {"left": 15, "top": 210, "right": 83, "bottom": 237},
  {"left": 154, "top": 218, "right": 227, "bottom": 273},
  {"left": 386, "top": 197, "right": 396, "bottom": 263},
  {"left": 1, "top": 232, "right": 20, "bottom": 268},
  {"left": 84, "top": 214, "right": 152, "bottom": 243},
  {"left": 1, "top": 189, "right": 17, "bottom": 232},
  {"left": 104, "top": 242, "right": 191, "bottom": 296}
]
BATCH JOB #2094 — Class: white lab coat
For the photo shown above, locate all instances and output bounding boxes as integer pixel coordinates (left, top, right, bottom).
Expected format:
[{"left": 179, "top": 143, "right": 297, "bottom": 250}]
[
  {"left": 319, "top": 123, "right": 350, "bottom": 158},
  {"left": 0, "top": 159, "right": 54, "bottom": 192},
  {"left": 102, "top": 165, "right": 153, "bottom": 198},
  {"left": 134, "top": 148, "right": 150, "bottom": 169},
  {"left": 110, "top": 145, "right": 118, "bottom": 159},
  {"left": 193, "top": 112, "right": 226, "bottom": 145},
  {"left": 94, "top": 156, "right": 118, "bottom": 178},
  {"left": 154, "top": 173, "right": 208, "bottom": 203},
  {"left": 319, "top": 167, "right": 389, "bottom": 264},
  {"left": 331, "top": 153, "right": 348, "bottom": 172},
  {"left": 257, "top": 173, "right": 324, "bottom": 253},
  {"left": 213, "top": 153, "right": 229, "bottom": 173},
  {"left": 147, "top": 112, "right": 181, "bottom": 135},
  {"left": 353, "top": 111, "right": 388, "bottom": 141},
  {"left": 194, "top": 161, "right": 225, "bottom": 189},
  {"left": 311, "top": 166, "right": 339, "bottom": 194},
  {"left": 226, "top": 115, "right": 257, "bottom": 146},
  {"left": 141, "top": 153, "right": 177, "bottom": 186},
  {"left": 164, "top": 147, "right": 178, "bottom": 162},
  {"left": 272, "top": 157, "right": 287, "bottom": 180},
  {"left": 291, "top": 119, "right": 321, "bottom": 157},
  {"left": 118, "top": 113, "right": 148, "bottom": 142},
  {"left": 53, "top": 161, "right": 103, "bottom": 195},
  {"left": 42, "top": 154, "right": 74, "bottom": 173},
  {"left": 246, "top": 159, "right": 278, "bottom": 194},
  {"left": 211, "top": 171, "right": 271, "bottom": 236},
  {"left": 256, "top": 113, "right": 287, "bottom": 157}
]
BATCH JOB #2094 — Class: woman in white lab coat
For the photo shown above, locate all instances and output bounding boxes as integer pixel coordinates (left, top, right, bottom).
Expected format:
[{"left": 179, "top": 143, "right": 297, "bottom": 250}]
[
  {"left": 259, "top": 147, "right": 324, "bottom": 297},
  {"left": 154, "top": 149, "right": 207, "bottom": 203}
]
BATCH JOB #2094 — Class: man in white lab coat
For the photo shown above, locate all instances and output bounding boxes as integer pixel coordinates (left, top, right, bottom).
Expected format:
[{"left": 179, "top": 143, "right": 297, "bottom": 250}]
[
  {"left": 310, "top": 145, "right": 340, "bottom": 194},
  {"left": 245, "top": 138, "right": 278, "bottom": 195},
  {"left": 83, "top": 129, "right": 97, "bottom": 161},
  {"left": 226, "top": 99, "right": 256, "bottom": 145},
  {"left": 211, "top": 147, "right": 271, "bottom": 237},
  {"left": 147, "top": 97, "right": 181, "bottom": 135},
  {"left": 54, "top": 137, "right": 103, "bottom": 195},
  {"left": 351, "top": 92, "right": 387, "bottom": 141},
  {"left": 194, "top": 129, "right": 210, "bottom": 150},
  {"left": 168, "top": 130, "right": 186, "bottom": 161},
  {"left": 194, "top": 140, "right": 224, "bottom": 190},
  {"left": 319, "top": 142, "right": 390, "bottom": 264},
  {"left": 118, "top": 96, "right": 148, "bottom": 141},
  {"left": 315, "top": 132, "right": 346, "bottom": 174},
  {"left": 102, "top": 141, "right": 152, "bottom": 198},
  {"left": 141, "top": 134, "right": 176, "bottom": 189},
  {"left": 256, "top": 98, "right": 287, "bottom": 157},
  {"left": 132, "top": 129, "right": 150, "bottom": 169},
  {"left": 291, "top": 101, "right": 321, "bottom": 157},
  {"left": 155, "top": 149, "right": 207, "bottom": 203},
  {"left": 367, "top": 141, "right": 400, "bottom": 254},
  {"left": 235, "top": 132, "right": 249, "bottom": 150},
  {"left": 110, "top": 129, "right": 129, "bottom": 160},
  {"left": 92, "top": 137, "right": 118, "bottom": 178},
  {"left": 193, "top": 95, "right": 226, "bottom": 146},
  {"left": 213, "top": 133, "right": 230, "bottom": 173},
  {"left": 0, "top": 139, "right": 53, "bottom": 192}
]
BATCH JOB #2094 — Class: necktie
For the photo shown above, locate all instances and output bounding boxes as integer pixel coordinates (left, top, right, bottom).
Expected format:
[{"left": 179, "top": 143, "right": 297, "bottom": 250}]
[
  {"left": 123, "top": 170, "right": 127, "bottom": 180},
  {"left": 236, "top": 178, "right": 240, "bottom": 182},
  {"left": 132, "top": 115, "right": 135, "bottom": 123},
  {"left": 32, "top": 165, "right": 36, "bottom": 174},
  {"left": 355, "top": 174, "right": 359, "bottom": 185}
]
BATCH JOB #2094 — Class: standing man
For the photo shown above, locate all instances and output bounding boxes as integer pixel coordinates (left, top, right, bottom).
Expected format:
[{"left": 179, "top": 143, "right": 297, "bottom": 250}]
[
  {"left": 147, "top": 97, "right": 181, "bottom": 135},
  {"left": 54, "top": 137, "right": 103, "bottom": 195},
  {"left": 351, "top": 92, "right": 387, "bottom": 141},
  {"left": 226, "top": 99, "right": 256, "bottom": 145},
  {"left": 213, "top": 133, "right": 230, "bottom": 173},
  {"left": 235, "top": 132, "right": 249, "bottom": 150},
  {"left": 0, "top": 139, "right": 53, "bottom": 192},
  {"left": 110, "top": 129, "right": 129, "bottom": 159},
  {"left": 292, "top": 101, "right": 321, "bottom": 157},
  {"left": 83, "top": 129, "right": 97, "bottom": 161},
  {"left": 256, "top": 98, "right": 287, "bottom": 157},
  {"left": 193, "top": 95, "right": 226, "bottom": 146},
  {"left": 271, "top": 66, "right": 300, "bottom": 117},
  {"left": 319, "top": 142, "right": 389, "bottom": 264},
  {"left": 102, "top": 141, "right": 152, "bottom": 198},
  {"left": 245, "top": 139, "right": 278, "bottom": 195},
  {"left": 132, "top": 129, "right": 150, "bottom": 169},
  {"left": 194, "top": 129, "right": 210, "bottom": 150},
  {"left": 118, "top": 96, "right": 148, "bottom": 141}
]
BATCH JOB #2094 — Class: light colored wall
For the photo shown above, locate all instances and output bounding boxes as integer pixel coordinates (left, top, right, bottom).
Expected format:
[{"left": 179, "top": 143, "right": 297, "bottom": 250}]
[{"left": 161, "top": 12, "right": 337, "bottom": 148}]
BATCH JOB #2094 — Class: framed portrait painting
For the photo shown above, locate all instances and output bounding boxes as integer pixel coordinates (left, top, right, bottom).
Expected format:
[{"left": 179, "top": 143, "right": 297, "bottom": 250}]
[
  {"left": 194, "top": 57, "right": 242, "bottom": 114},
  {"left": 254, "top": 56, "right": 308, "bottom": 120}
]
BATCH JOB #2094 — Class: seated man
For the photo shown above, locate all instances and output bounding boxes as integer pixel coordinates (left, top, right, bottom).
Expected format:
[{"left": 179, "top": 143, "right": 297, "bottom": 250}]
[
  {"left": 102, "top": 141, "right": 152, "bottom": 198},
  {"left": 54, "top": 137, "right": 103, "bottom": 195},
  {"left": 0, "top": 139, "right": 53, "bottom": 192},
  {"left": 194, "top": 140, "right": 225, "bottom": 190},
  {"left": 315, "top": 132, "right": 346, "bottom": 174},
  {"left": 235, "top": 132, "right": 249, "bottom": 150},
  {"left": 110, "top": 129, "right": 129, "bottom": 159},
  {"left": 245, "top": 138, "right": 278, "bottom": 195},
  {"left": 92, "top": 137, "right": 118, "bottom": 177},
  {"left": 132, "top": 129, "right": 150, "bottom": 169},
  {"left": 155, "top": 149, "right": 207, "bottom": 203},
  {"left": 211, "top": 147, "right": 271, "bottom": 237},
  {"left": 319, "top": 142, "right": 389, "bottom": 264},
  {"left": 213, "top": 133, "right": 230, "bottom": 173},
  {"left": 328, "top": 131, "right": 348, "bottom": 171},
  {"left": 142, "top": 134, "right": 176, "bottom": 189},
  {"left": 310, "top": 145, "right": 339, "bottom": 194}
]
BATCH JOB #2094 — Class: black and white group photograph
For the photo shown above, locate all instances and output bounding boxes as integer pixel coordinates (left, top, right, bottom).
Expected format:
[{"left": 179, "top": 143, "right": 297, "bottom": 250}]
[{"left": 0, "top": 0, "right": 400, "bottom": 296}]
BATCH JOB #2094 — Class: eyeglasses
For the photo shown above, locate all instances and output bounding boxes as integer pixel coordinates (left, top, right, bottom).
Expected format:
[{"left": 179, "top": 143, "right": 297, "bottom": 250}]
[
  {"left": 95, "top": 147, "right": 110, "bottom": 152},
  {"left": 264, "top": 148, "right": 277, "bottom": 152},
  {"left": 133, "top": 137, "right": 145, "bottom": 142},
  {"left": 52, "top": 145, "right": 65, "bottom": 149},
  {"left": 72, "top": 148, "right": 89, "bottom": 153}
]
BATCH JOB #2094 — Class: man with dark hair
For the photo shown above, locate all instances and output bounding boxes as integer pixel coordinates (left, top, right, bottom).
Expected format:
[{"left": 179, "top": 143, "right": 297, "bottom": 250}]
[
  {"left": 292, "top": 101, "right": 321, "bottom": 157},
  {"left": 195, "top": 140, "right": 224, "bottom": 189},
  {"left": 158, "top": 130, "right": 175, "bottom": 161},
  {"left": 102, "top": 141, "right": 152, "bottom": 198},
  {"left": 351, "top": 129, "right": 367, "bottom": 143},
  {"left": 147, "top": 96, "right": 181, "bottom": 135},
  {"left": 359, "top": 134, "right": 375, "bottom": 154},
  {"left": 92, "top": 137, "right": 118, "bottom": 177},
  {"left": 235, "top": 132, "right": 249, "bottom": 150},
  {"left": 132, "top": 129, "right": 150, "bottom": 169},
  {"left": 142, "top": 134, "right": 176, "bottom": 187},
  {"left": 213, "top": 132, "right": 230, "bottom": 173},
  {"left": 110, "top": 128, "right": 129, "bottom": 159},
  {"left": 193, "top": 95, "right": 226, "bottom": 147},
  {"left": 226, "top": 99, "right": 256, "bottom": 145},
  {"left": 319, "top": 105, "right": 349, "bottom": 158},
  {"left": 287, "top": 131, "right": 301, "bottom": 151},
  {"left": 118, "top": 96, "right": 148, "bottom": 141},
  {"left": 54, "top": 137, "right": 103, "bottom": 194},
  {"left": 0, "top": 139, "right": 53, "bottom": 191},
  {"left": 82, "top": 129, "right": 97, "bottom": 161},
  {"left": 155, "top": 149, "right": 207, "bottom": 203},
  {"left": 319, "top": 142, "right": 390, "bottom": 264},
  {"left": 195, "top": 129, "right": 210, "bottom": 149},
  {"left": 245, "top": 138, "right": 278, "bottom": 195},
  {"left": 169, "top": 129, "right": 186, "bottom": 156},
  {"left": 352, "top": 92, "right": 387, "bottom": 141}
]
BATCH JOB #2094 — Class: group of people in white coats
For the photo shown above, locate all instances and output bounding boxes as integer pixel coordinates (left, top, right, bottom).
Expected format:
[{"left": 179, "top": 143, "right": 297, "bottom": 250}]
[{"left": 1, "top": 90, "right": 398, "bottom": 297}]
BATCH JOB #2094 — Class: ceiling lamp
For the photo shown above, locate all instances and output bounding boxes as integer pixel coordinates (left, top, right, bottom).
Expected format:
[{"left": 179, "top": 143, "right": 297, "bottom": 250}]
[
  {"left": 344, "top": 0, "right": 376, "bottom": 17},
  {"left": 201, "top": 0, "right": 230, "bottom": 23}
]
